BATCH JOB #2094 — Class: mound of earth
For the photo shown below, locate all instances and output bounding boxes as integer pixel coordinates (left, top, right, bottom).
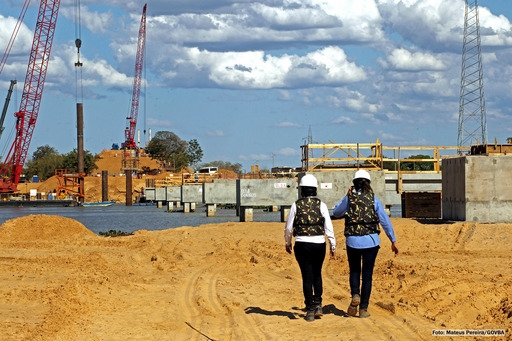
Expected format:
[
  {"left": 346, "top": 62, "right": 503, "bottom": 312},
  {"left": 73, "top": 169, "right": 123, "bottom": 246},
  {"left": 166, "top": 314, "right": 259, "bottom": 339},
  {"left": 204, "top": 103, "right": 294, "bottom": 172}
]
[{"left": 0, "top": 214, "right": 96, "bottom": 241}]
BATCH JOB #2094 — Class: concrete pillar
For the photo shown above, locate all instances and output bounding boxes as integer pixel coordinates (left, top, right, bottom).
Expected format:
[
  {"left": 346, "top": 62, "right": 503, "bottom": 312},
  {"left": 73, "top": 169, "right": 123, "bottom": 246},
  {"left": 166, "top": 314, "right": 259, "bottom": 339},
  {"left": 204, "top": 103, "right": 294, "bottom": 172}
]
[
  {"left": 206, "top": 204, "right": 216, "bottom": 217},
  {"left": 240, "top": 206, "right": 253, "bottom": 222},
  {"left": 101, "top": 170, "right": 109, "bottom": 202},
  {"left": 167, "top": 202, "right": 174, "bottom": 211},
  {"left": 281, "top": 206, "right": 291, "bottom": 222},
  {"left": 125, "top": 171, "right": 133, "bottom": 206},
  {"left": 157, "top": 201, "right": 162, "bottom": 209},
  {"left": 184, "top": 202, "right": 190, "bottom": 213},
  {"left": 191, "top": 203, "right": 196, "bottom": 211}
]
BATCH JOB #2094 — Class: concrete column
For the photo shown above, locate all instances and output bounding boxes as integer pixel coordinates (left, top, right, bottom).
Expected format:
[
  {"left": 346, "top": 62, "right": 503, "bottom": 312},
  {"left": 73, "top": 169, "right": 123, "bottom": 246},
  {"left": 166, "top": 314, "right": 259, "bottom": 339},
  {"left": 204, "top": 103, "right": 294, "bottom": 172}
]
[
  {"left": 125, "top": 171, "right": 133, "bottom": 206},
  {"left": 191, "top": 203, "right": 196, "bottom": 211},
  {"left": 281, "top": 206, "right": 291, "bottom": 222},
  {"left": 206, "top": 204, "right": 216, "bottom": 217},
  {"left": 157, "top": 201, "right": 162, "bottom": 209},
  {"left": 167, "top": 202, "right": 174, "bottom": 211},
  {"left": 101, "top": 170, "right": 109, "bottom": 202},
  {"left": 184, "top": 202, "right": 190, "bottom": 213},
  {"left": 240, "top": 206, "right": 253, "bottom": 222}
]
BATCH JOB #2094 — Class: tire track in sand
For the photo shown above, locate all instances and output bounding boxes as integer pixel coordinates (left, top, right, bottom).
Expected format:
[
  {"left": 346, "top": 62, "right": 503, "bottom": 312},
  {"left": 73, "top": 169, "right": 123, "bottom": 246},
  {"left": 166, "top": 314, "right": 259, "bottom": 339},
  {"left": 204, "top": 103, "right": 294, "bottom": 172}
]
[
  {"left": 182, "top": 266, "right": 226, "bottom": 341},
  {"left": 322, "top": 258, "right": 430, "bottom": 340},
  {"left": 207, "top": 267, "right": 268, "bottom": 341},
  {"left": 182, "top": 265, "right": 266, "bottom": 341}
]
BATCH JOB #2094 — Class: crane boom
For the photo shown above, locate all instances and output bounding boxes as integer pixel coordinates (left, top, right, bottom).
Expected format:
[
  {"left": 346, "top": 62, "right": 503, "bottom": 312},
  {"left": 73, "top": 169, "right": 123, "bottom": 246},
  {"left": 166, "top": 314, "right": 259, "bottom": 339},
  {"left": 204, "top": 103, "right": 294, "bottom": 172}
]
[
  {"left": 0, "top": 80, "right": 17, "bottom": 142},
  {"left": 0, "top": 0, "right": 61, "bottom": 193},
  {"left": 123, "top": 3, "right": 147, "bottom": 149}
]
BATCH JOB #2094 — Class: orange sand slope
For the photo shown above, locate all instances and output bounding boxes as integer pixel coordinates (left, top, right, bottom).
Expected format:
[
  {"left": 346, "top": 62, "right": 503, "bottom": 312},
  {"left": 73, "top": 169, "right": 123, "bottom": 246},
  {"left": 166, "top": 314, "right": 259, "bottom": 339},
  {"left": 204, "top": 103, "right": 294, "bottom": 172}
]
[{"left": 0, "top": 215, "right": 510, "bottom": 340}]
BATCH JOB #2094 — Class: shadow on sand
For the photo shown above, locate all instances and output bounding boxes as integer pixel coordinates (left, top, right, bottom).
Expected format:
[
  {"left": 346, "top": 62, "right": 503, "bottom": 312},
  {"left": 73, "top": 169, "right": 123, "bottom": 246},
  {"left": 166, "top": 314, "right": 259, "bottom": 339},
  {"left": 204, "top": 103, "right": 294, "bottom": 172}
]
[{"left": 244, "top": 303, "right": 348, "bottom": 320}]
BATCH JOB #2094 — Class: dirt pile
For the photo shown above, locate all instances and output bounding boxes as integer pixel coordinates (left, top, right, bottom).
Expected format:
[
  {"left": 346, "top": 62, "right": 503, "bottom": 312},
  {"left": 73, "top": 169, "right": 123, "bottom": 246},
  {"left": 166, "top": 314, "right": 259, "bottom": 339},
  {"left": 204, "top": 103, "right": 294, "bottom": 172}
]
[{"left": 0, "top": 215, "right": 96, "bottom": 242}]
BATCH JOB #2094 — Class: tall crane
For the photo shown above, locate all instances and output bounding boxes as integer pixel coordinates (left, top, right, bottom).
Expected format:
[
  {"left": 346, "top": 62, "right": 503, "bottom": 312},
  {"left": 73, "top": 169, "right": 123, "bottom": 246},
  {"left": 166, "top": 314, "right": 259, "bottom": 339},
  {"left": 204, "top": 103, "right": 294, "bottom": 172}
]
[
  {"left": 0, "top": 80, "right": 17, "bottom": 142},
  {"left": 122, "top": 3, "right": 147, "bottom": 150},
  {"left": 0, "top": 0, "right": 61, "bottom": 193}
]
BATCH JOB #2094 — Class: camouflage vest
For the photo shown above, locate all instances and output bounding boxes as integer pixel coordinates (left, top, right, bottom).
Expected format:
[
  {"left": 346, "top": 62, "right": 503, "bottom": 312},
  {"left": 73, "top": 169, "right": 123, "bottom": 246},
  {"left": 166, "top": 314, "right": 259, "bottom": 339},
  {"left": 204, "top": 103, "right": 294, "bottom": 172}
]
[
  {"left": 293, "top": 197, "right": 325, "bottom": 237},
  {"left": 344, "top": 190, "right": 380, "bottom": 236}
]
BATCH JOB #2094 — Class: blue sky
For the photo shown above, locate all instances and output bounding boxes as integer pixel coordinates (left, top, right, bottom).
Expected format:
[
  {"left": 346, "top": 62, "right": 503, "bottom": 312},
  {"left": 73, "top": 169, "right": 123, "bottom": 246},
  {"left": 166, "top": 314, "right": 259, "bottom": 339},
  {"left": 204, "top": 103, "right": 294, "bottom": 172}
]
[{"left": 1, "top": 0, "right": 512, "bottom": 171}]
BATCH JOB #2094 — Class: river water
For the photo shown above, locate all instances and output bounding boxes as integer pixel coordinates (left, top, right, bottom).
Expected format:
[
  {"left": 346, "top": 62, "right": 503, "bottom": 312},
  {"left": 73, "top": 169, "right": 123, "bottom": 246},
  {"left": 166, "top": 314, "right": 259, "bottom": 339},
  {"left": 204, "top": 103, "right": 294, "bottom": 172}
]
[
  {"left": 0, "top": 205, "right": 283, "bottom": 234},
  {"left": 0, "top": 204, "right": 403, "bottom": 235}
]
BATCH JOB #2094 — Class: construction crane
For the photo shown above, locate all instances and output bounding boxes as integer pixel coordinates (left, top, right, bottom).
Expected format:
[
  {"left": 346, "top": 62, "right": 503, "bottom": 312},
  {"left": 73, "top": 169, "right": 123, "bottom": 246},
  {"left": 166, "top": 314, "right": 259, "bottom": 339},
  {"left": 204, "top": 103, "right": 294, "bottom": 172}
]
[
  {"left": 122, "top": 3, "right": 147, "bottom": 151},
  {"left": 121, "top": 4, "right": 146, "bottom": 207},
  {"left": 0, "top": 80, "right": 17, "bottom": 142},
  {"left": 0, "top": 0, "right": 61, "bottom": 193}
]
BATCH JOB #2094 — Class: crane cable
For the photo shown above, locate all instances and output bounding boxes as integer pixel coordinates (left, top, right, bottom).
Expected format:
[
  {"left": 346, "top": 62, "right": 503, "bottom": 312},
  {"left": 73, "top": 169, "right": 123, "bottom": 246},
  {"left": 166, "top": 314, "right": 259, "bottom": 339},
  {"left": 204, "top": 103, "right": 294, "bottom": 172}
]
[{"left": 74, "top": 0, "right": 83, "bottom": 103}]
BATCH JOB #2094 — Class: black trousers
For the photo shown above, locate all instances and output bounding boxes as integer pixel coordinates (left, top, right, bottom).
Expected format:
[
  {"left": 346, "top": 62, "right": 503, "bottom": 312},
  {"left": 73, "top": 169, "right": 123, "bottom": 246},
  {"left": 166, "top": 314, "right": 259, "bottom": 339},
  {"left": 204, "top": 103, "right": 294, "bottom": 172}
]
[
  {"left": 294, "top": 241, "right": 326, "bottom": 310},
  {"left": 346, "top": 245, "right": 380, "bottom": 310}
]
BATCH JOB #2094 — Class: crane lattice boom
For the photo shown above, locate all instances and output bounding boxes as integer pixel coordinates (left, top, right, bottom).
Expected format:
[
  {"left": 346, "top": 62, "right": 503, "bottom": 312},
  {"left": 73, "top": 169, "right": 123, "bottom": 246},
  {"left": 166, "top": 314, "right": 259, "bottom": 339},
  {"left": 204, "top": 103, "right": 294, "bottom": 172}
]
[
  {"left": 0, "top": 0, "right": 61, "bottom": 193},
  {"left": 123, "top": 3, "right": 146, "bottom": 149}
]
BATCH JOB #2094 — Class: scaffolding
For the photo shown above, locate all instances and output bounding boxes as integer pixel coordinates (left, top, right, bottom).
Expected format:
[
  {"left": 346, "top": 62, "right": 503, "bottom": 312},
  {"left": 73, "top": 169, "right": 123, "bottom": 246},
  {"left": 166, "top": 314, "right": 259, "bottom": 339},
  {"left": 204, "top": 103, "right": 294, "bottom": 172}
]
[{"left": 300, "top": 139, "right": 463, "bottom": 173}]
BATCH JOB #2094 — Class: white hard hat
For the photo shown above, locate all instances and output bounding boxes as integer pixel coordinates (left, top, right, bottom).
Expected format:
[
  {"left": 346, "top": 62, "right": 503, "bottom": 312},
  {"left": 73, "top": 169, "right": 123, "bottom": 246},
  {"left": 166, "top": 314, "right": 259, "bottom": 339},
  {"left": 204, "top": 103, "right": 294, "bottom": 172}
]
[
  {"left": 353, "top": 169, "right": 371, "bottom": 181},
  {"left": 299, "top": 174, "right": 318, "bottom": 188}
]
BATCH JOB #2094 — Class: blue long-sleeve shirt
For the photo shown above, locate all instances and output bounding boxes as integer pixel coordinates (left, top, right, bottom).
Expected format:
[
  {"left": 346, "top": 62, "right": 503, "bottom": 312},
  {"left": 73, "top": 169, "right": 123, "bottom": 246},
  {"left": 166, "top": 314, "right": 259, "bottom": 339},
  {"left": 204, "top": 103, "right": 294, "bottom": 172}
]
[{"left": 333, "top": 193, "right": 396, "bottom": 249}]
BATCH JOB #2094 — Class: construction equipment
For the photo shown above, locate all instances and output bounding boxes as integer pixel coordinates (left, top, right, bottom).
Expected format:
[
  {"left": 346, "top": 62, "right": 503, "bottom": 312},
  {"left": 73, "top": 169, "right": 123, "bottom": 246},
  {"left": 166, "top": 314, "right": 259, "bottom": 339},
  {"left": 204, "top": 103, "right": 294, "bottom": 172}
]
[
  {"left": 0, "top": 0, "right": 61, "bottom": 193},
  {"left": 122, "top": 3, "right": 147, "bottom": 152},
  {"left": 121, "top": 4, "right": 146, "bottom": 207},
  {"left": 0, "top": 80, "right": 17, "bottom": 142}
]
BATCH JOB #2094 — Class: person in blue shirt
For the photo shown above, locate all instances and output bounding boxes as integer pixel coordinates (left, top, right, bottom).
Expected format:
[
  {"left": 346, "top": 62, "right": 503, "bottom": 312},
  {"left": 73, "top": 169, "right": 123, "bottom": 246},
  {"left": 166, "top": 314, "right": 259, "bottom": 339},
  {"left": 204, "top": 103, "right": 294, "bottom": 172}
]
[{"left": 332, "top": 169, "right": 399, "bottom": 318}]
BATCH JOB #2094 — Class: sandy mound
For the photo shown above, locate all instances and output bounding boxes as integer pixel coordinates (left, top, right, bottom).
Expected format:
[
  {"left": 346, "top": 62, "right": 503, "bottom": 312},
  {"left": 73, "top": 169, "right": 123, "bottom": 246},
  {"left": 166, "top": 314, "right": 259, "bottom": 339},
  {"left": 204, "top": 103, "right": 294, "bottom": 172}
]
[{"left": 0, "top": 214, "right": 97, "bottom": 241}]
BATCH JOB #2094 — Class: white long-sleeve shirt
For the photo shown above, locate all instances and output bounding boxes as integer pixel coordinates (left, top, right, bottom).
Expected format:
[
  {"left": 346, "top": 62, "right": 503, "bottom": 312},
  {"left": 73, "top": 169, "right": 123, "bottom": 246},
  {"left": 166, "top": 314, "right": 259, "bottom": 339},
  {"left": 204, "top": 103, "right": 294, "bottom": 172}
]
[{"left": 284, "top": 198, "right": 336, "bottom": 252}]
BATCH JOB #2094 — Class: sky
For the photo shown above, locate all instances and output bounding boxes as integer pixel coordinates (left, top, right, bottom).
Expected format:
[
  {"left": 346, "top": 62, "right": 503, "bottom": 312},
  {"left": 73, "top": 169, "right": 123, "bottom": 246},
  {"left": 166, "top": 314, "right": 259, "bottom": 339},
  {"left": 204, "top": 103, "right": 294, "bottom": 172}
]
[{"left": 1, "top": 0, "right": 512, "bottom": 172}]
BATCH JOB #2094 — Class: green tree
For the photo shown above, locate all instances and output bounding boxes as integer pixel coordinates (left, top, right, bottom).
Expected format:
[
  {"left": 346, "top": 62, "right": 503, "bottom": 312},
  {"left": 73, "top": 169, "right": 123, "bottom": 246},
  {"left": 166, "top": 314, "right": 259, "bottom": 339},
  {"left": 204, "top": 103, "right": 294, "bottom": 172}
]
[
  {"left": 186, "top": 139, "right": 203, "bottom": 167},
  {"left": 145, "top": 131, "right": 189, "bottom": 171},
  {"left": 61, "top": 149, "right": 100, "bottom": 175},
  {"left": 24, "top": 145, "right": 64, "bottom": 180},
  {"left": 401, "top": 154, "right": 434, "bottom": 171}
]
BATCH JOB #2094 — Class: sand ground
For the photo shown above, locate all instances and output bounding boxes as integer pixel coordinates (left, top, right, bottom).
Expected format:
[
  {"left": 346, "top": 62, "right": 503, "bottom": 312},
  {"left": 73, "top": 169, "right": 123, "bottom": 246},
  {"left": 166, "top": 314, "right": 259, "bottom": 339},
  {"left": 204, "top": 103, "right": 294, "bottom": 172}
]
[{"left": 0, "top": 215, "right": 510, "bottom": 340}]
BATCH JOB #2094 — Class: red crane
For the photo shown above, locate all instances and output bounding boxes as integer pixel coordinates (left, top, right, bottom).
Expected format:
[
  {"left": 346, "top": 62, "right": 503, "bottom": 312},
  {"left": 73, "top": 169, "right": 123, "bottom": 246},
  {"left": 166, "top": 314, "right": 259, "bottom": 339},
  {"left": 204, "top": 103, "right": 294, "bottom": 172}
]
[
  {"left": 122, "top": 3, "right": 147, "bottom": 150},
  {"left": 0, "top": 0, "right": 61, "bottom": 193}
]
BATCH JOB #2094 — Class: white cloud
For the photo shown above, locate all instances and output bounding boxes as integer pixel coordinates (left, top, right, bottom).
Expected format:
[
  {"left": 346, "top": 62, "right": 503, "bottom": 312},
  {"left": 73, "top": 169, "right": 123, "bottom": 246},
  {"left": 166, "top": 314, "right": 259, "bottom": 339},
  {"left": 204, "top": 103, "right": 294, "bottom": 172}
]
[
  {"left": 59, "top": 6, "right": 113, "bottom": 34},
  {"left": 384, "top": 48, "right": 446, "bottom": 71},
  {"left": 332, "top": 116, "right": 355, "bottom": 125},
  {"left": 276, "top": 121, "right": 300, "bottom": 128},
  {"left": 171, "top": 45, "right": 366, "bottom": 89},
  {"left": 207, "top": 130, "right": 225, "bottom": 137},
  {"left": 277, "top": 147, "right": 299, "bottom": 157},
  {"left": 146, "top": 118, "right": 173, "bottom": 128}
]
